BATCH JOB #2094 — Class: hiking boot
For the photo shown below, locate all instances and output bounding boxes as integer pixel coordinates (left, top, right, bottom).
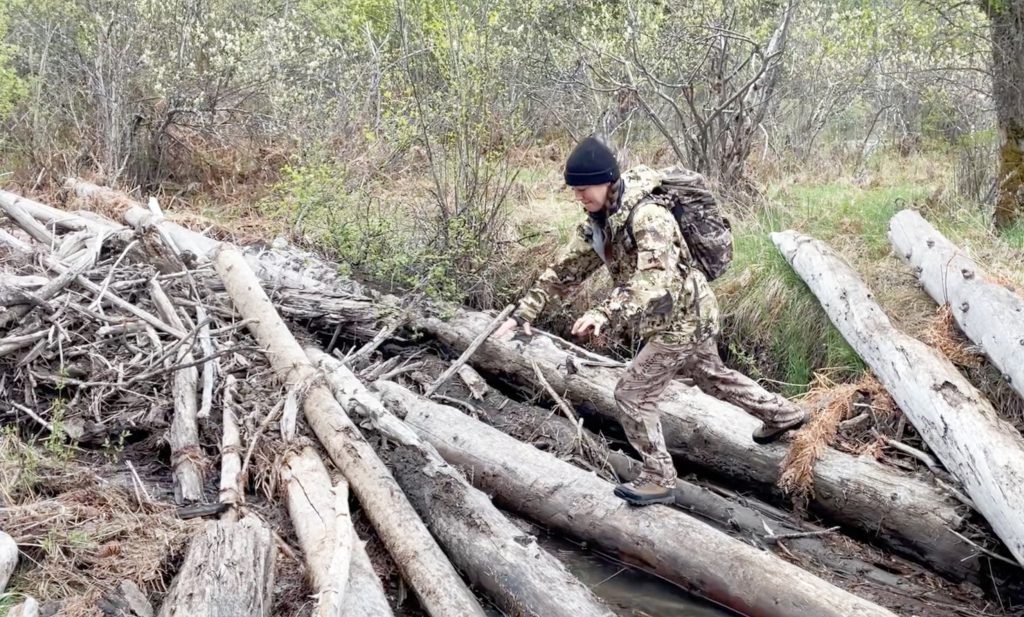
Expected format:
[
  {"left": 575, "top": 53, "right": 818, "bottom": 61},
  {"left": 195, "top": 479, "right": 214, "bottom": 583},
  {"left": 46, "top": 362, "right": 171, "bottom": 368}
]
[
  {"left": 613, "top": 477, "right": 674, "bottom": 506},
  {"left": 752, "top": 409, "right": 809, "bottom": 444}
]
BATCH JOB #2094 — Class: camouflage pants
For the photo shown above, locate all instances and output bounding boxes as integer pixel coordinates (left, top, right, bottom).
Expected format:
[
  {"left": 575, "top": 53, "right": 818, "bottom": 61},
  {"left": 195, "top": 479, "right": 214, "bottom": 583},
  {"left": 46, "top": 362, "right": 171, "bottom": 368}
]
[{"left": 613, "top": 337, "right": 804, "bottom": 487}]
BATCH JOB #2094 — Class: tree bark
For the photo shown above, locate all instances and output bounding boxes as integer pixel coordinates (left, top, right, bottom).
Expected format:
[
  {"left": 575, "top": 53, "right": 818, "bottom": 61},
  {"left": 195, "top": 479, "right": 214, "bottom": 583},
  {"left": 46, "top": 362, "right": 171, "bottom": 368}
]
[
  {"left": 773, "top": 229, "right": 1024, "bottom": 567},
  {"left": 413, "top": 309, "right": 977, "bottom": 581},
  {"left": 307, "top": 348, "right": 613, "bottom": 617},
  {"left": 157, "top": 517, "right": 276, "bottom": 617},
  {"left": 889, "top": 209, "right": 1024, "bottom": 402},
  {"left": 375, "top": 381, "right": 898, "bottom": 617},
  {"left": 985, "top": 0, "right": 1024, "bottom": 227},
  {"left": 213, "top": 246, "right": 484, "bottom": 617},
  {"left": 0, "top": 530, "right": 17, "bottom": 593}
]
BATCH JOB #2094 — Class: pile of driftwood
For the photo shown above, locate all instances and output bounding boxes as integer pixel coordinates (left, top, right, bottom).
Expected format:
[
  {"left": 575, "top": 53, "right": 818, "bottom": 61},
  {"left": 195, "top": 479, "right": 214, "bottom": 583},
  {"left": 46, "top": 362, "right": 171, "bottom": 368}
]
[{"left": 1, "top": 180, "right": 1023, "bottom": 617}]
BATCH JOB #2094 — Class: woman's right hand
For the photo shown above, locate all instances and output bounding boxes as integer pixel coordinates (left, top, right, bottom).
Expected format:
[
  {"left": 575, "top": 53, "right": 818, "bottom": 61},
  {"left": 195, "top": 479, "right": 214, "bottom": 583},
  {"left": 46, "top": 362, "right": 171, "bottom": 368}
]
[{"left": 493, "top": 317, "right": 532, "bottom": 341}]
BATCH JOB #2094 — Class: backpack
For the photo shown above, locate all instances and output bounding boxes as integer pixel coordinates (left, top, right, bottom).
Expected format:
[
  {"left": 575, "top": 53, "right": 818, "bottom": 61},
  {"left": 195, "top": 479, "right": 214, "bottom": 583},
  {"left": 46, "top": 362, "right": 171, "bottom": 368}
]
[{"left": 626, "top": 167, "right": 733, "bottom": 281}]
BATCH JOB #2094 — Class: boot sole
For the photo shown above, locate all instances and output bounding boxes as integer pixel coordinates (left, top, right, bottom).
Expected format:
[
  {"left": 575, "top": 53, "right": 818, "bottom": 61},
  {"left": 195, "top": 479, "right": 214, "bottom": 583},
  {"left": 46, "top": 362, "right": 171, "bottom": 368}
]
[
  {"left": 613, "top": 486, "right": 675, "bottom": 506},
  {"left": 752, "top": 414, "right": 809, "bottom": 444}
]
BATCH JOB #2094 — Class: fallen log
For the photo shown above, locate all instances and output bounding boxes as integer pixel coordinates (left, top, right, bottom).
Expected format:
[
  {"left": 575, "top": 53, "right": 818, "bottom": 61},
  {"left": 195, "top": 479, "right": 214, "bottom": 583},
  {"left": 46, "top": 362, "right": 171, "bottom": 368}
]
[
  {"left": 8, "top": 598, "right": 39, "bottom": 617},
  {"left": 889, "top": 209, "right": 1024, "bottom": 401},
  {"left": 283, "top": 447, "right": 364, "bottom": 617},
  {"left": 374, "top": 381, "right": 899, "bottom": 617},
  {"left": 149, "top": 279, "right": 204, "bottom": 504},
  {"left": 412, "top": 309, "right": 977, "bottom": 581},
  {"left": 213, "top": 246, "right": 485, "bottom": 617},
  {"left": 773, "top": 229, "right": 1024, "bottom": 567},
  {"left": 308, "top": 347, "right": 613, "bottom": 617},
  {"left": 157, "top": 516, "right": 276, "bottom": 617},
  {"left": 0, "top": 529, "right": 17, "bottom": 592},
  {"left": 437, "top": 364, "right": 989, "bottom": 614},
  {"left": 347, "top": 536, "right": 395, "bottom": 617}
]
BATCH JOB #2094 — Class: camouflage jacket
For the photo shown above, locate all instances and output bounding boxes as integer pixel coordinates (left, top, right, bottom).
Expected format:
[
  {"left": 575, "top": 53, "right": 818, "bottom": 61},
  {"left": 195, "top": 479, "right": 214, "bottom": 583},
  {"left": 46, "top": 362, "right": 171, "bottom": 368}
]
[{"left": 514, "top": 166, "right": 720, "bottom": 345}]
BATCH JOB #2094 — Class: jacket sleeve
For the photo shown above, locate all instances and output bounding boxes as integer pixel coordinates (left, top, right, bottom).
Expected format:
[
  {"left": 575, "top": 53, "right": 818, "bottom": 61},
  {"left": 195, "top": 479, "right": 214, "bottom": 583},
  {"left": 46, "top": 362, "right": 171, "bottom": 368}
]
[
  {"left": 513, "top": 222, "right": 603, "bottom": 323},
  {"left": 593, "top": 203, "right": 688, "bottom": 323}
]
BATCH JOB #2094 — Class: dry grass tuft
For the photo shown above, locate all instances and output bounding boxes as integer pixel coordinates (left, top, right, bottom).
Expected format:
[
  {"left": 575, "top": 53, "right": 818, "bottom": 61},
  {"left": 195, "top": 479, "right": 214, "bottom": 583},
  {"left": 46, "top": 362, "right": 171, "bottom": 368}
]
[{"left": 923, "top": 304, "right": 981, "bottom": 368}]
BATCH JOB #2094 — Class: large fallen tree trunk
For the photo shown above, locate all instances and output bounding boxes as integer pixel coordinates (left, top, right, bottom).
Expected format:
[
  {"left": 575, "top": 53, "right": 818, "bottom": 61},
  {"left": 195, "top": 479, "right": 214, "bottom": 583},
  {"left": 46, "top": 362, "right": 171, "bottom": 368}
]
[
  {"left": 307, "top": 347, "right": 613, "bottom": 617},
  {"left": 773, "top": 230, "right": 1024, "bottom": 567},
  {"left": 213, "top": 246, "right": 485, "bottom": 617},
  {"left": 412, "top": 310, "right": 976, "bottom": 581},
  {"left": 374, "top": 381, "right": 899, "bottom": 617},
  {"left": 433, "top": 364, "right": 987, "bottom": 614},
  {"left": 889, "top": 209, "right": 1024, "bottom": 402},
  {"left": 157, "top": 516, "right": 276, "bottom": 617}
]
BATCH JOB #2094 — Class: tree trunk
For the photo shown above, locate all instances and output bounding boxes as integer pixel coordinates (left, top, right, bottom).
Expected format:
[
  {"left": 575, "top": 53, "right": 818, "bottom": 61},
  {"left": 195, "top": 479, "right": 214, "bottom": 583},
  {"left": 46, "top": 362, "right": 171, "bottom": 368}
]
[
  {"left": 213, "top": 246, "right": 484, "bottom": 617},
  {"left": 889, "top": 209, "right": 1024, "bottom": 402},
  {"left": 307, "top": 348, "right": 613, "bottom": 617},
  {"left": 773, "top": 229, "right": 1024, "bottom": 567},
  {"left": 0, "top": 530, "right": 17, "bottom": 593},
  {"left": 283, "top": 446, "right": 393, "bottom": 617},
  {"left": 435, "top": 364, "right": 992, "bottom": 614},
  {"left": 157, "top": 517, "right": 276, "bottom": 617},
  {"left": 413, "top": 310, "right": 977, "bottom": 581},
  {"left": 375, "top": 381, "right": 898, "bottom": 617},
  {"left": 986, "top": 0, "right": 1024, "bottom": 227}
]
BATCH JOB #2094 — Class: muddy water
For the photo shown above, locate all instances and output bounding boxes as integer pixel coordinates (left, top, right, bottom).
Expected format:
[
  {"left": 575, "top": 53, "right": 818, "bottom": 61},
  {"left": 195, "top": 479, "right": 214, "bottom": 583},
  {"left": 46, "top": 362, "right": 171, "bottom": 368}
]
[{"left": 535, "top": 536, "right": 735, "bottom": 617}]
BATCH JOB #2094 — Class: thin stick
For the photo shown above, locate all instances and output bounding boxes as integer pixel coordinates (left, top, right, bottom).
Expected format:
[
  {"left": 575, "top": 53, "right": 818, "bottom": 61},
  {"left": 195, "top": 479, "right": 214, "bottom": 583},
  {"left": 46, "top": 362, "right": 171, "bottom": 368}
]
[
  {"left": 126, "top": 460, "right": 154, "bottom": 506},
  {"left": 763, "top": 526, "right": 840, "bottom": 543},
  {"left": 530, "top": 359, "right": 585, "bottom": 448},
  {"left": 424, "top": 304, "right": 514, "bottom": 397},
  {"left": 8, "top": 402, "right": 53, "bottom": 432},
  {"left": 345, "top": 312, "right": 409, "bottom": 367},
  {"left": 947, "top": 528, "right": 1021, "bottom": 568}
]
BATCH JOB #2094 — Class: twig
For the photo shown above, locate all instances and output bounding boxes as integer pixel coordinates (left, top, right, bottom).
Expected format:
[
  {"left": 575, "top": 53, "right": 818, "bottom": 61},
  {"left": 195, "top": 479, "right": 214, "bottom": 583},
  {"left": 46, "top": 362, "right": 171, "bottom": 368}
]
[
  {"left": 876, "top": 432, "right": 949, "bottom": 479},
  {"left": 240, "top": 399, "right": 285, "bottom": 483},
  {"left": 947, "top": 527, "right": 1021, "bottom": 568},
  {"left": 345, "top": 312, "right": 410, "bottom": 368},
  {"left": 424, "top": 304, "right": 514, "bottom": 397},
  {"left": 530, "top": 359, "right": 584, "bottom": 448},
  {"left": 763, "top": 525, "right": 840, "bottom": 544},
  {"left": 8, "top": 401, "right": 53, "bottom": 432},
  {"left": 126, "top": 460, "right": 154, "bottom": 506}
]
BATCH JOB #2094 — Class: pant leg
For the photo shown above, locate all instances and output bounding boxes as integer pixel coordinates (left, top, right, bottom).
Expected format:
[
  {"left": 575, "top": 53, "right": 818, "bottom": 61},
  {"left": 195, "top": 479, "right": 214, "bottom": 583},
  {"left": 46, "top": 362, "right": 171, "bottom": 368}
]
[
  {"left": 613, "top": 339, "right": 689, "bottom": 487},
  {"left": 686, "top": 338, "right": 804, "bottom": 425}
]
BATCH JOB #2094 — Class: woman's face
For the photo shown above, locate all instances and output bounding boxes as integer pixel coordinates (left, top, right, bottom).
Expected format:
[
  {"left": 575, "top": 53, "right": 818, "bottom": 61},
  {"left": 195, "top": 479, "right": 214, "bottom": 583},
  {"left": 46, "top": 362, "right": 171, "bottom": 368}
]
[{"left": 572, "top": 183, "right": 611, "bottom": 213}]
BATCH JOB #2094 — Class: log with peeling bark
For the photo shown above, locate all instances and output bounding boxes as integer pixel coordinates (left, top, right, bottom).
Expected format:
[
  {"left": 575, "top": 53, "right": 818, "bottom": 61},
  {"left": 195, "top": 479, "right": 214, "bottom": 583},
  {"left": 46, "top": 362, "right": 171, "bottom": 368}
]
[
  {"left": 411, "top": 310, "right": 978, "bottom": 581},
  {"left": 773, "top": 229, "right": 1024, "bottom": 567},
  {"left": 439, "top": 364, "right": 990, "bottom": 614},
  {"left": 374, "top": 381, "right": 899, "bottom": 617},
  {"left": 213, "top": 246, "right": 485, "bottom": 617},
  {"left": 0, "top": 530, "right": 17, "bottom": 593},
  {"left": 157, "top": 516, "right": 276, "bottom": 617},
  {"left": 149, "top": 279, "right": 204, "bottom": 504},
  {"left": 307, "top": 347, "right": 613, "bottom": 617},
  {"left": 283, "top": 447, "right": 363, "bottom": 617},
  {"left": 889, "top": 209, "right": 1024, "bottom": 401}
]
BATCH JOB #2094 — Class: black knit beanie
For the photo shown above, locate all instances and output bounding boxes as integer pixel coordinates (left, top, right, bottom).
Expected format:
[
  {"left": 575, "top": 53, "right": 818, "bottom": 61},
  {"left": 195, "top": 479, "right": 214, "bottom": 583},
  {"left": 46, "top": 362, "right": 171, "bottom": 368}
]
[{"left": 564, "top": 136, "right": 620, "bottom": 186}]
